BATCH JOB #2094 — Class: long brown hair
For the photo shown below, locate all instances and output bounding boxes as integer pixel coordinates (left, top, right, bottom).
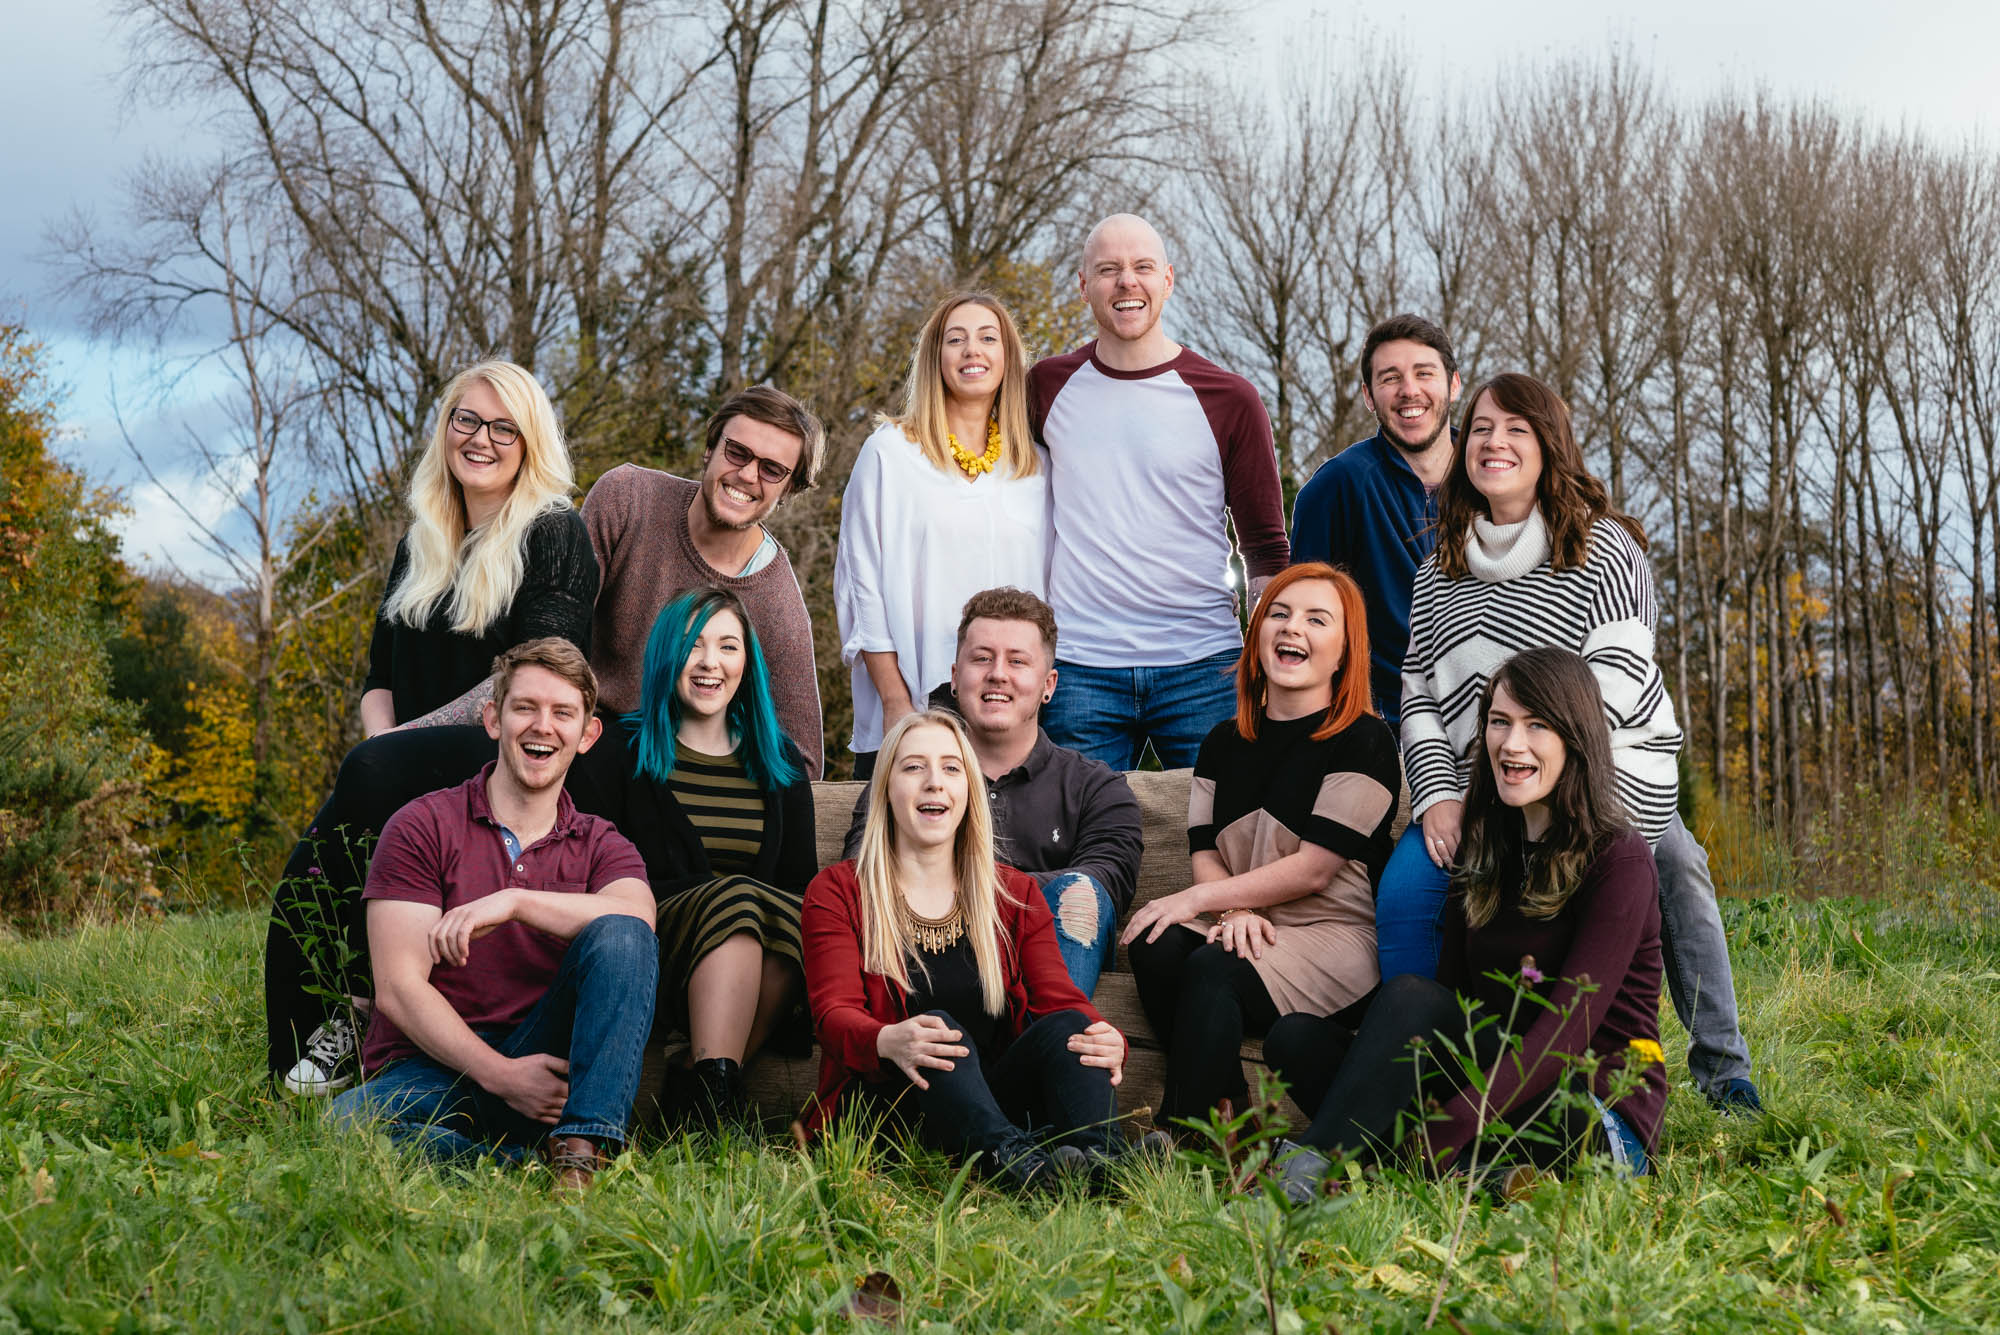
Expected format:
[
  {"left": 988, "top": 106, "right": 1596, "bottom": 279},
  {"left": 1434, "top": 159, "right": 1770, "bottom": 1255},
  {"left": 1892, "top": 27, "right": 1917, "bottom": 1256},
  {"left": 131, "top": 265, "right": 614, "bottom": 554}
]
[
  {"left": 1456, "top": 648, "right": 1632, "bottom": 928},
  {"left": 1233, "top": 563, "right": 1374, "bottom": 742},
  {"left": 888, "top": 291, "right": 1038, "bottom": 480},
  {"left": 1434, "top": 372, "right": 1646, "bottom": 581}
]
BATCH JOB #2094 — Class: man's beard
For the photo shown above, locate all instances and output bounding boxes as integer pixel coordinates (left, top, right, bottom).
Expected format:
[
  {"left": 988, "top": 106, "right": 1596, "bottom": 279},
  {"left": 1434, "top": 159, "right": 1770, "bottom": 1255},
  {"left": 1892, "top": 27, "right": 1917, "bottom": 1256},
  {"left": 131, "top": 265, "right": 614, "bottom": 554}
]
[
  {"left": 702, "top": 482, "right": 760, "bottom": 532},
  {"left": 1378, "top": 407, "right": 1449, "bottom": 454}
]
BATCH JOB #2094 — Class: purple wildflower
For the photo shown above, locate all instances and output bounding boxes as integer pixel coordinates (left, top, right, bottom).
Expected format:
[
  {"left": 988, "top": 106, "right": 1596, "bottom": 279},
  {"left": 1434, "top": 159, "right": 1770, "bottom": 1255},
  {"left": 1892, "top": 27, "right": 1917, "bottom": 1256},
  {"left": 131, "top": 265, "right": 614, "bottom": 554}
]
[{"left": 1519, "top": 956, "right": 1545, "bottom": 984}]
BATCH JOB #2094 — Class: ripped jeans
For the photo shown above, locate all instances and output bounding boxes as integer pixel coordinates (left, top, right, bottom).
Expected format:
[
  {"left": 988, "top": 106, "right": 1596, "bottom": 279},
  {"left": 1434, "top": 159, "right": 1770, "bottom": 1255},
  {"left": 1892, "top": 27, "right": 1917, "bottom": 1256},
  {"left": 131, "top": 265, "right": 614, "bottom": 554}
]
[{"left": 1040, "top": 872, "right": 1116, "bottom": 997}]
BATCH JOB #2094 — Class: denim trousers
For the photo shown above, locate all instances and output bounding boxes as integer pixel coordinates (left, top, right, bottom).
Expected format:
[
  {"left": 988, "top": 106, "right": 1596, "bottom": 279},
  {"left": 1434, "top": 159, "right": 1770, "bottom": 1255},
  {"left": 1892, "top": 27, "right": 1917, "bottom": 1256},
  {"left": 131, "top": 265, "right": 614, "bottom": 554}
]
[
  {"left": 329, "top": 914, "right": 658, "bottom": 1161},
  {"left": 1370, "top": 810, "right": 1754, "bottom": 1095},
  {"left": 1042, "top": 649, "right": 1241, "bottom": 771},
  {"left": 858, "top": 1009, "right": 1120, "bottom": 1163},
  {"left": 1040, "top": 872, "right": 1116, "bottom": 997},
  {"left": 1652, "top": 812, "right": 1753, "bottom": 1091},
  {"left": 1264, "top": 974, "right": 1645, "bottom": 1175},
  {"left": 1373, "top": 822, "right": 1452, "bottom": 982}
]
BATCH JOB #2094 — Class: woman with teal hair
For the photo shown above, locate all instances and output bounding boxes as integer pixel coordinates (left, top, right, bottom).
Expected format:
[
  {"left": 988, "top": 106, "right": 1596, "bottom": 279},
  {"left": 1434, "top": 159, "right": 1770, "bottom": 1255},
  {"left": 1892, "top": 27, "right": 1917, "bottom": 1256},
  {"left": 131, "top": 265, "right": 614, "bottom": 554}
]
[{"left": 571, "top": 586, "right": 817, "bottom": 1125}]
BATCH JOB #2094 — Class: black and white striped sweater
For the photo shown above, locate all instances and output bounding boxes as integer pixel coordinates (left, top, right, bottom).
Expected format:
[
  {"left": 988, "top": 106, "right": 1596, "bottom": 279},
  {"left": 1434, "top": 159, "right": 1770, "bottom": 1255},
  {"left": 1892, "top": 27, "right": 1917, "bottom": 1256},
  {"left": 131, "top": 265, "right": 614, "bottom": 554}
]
[{"left": 1399, "top": 513, "right": 1683, "bottom": 844}]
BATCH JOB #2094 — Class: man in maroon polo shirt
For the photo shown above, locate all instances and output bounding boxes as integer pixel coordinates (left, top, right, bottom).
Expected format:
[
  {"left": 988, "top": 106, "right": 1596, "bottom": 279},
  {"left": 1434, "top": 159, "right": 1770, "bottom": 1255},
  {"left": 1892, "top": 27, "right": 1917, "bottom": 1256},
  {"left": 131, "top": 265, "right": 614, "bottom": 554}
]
[{"left": 329, "top": 638, "right": 656, "bottom": 1189}]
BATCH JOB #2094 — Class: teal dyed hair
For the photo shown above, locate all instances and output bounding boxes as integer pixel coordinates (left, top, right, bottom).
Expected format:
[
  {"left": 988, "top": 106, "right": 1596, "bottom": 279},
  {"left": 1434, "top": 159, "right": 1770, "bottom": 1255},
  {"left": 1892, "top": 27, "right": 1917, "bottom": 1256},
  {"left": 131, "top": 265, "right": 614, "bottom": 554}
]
[{"left": 626, "top": 586, "right": 802, "bottom": 790}]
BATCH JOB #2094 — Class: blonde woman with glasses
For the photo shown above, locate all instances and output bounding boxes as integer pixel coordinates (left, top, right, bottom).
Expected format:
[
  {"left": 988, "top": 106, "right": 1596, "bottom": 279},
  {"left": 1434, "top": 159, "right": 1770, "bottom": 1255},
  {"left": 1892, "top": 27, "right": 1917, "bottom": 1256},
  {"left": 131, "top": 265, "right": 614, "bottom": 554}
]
[
  {"left": 834, "top": 292, "right": 1049, "bottom": 778},
  {"left": 801, "top": 710, "right": 1126, "bottom": 1194},
  {"left": 362, "top": 359, "right": 597, "bottom": 732}
]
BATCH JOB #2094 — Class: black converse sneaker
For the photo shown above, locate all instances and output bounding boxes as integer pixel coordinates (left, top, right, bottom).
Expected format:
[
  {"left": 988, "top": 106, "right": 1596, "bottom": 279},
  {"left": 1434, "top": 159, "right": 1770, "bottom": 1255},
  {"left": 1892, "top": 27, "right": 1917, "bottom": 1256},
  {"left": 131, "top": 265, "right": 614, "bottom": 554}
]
[{"left": 283, "top": 1015, "right": 358, "bottom": 1096}]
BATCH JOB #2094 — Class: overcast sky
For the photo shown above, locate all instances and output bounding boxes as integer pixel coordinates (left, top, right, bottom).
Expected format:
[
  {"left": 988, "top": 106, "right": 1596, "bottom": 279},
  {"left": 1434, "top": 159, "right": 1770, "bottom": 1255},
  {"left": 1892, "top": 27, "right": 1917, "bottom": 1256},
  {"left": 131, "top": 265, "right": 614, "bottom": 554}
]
[{"left": 4, "top": 1, "right": 1996, "bottom": 583}]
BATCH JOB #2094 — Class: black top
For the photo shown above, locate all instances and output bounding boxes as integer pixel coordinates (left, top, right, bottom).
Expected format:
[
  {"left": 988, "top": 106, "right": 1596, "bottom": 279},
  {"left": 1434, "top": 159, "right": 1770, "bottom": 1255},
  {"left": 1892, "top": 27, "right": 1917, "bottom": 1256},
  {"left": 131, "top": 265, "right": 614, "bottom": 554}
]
[
  {"left": 1189, "top": 711, "right": 1401, "bottom": 877},
  {"left": 905, "top": 937, "right": 1000, "bottom": 1055},
  {"left": 563, "top": 725, "right": 818, "bottom": 900},
  {"left": 363, "top": 507, "right": 598, "bottom": 722}
]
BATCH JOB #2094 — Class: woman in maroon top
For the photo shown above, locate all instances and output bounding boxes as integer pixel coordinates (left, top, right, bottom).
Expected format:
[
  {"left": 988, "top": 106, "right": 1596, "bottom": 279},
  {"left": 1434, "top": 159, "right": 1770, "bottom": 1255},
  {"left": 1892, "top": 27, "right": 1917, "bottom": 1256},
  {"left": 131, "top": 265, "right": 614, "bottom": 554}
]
[
  {"left": 801, "top": 709, "right": 1127, "bottom": 1194},
  {"left": 1262, "top": 646, "right": 1668, "bottom": 1200}
]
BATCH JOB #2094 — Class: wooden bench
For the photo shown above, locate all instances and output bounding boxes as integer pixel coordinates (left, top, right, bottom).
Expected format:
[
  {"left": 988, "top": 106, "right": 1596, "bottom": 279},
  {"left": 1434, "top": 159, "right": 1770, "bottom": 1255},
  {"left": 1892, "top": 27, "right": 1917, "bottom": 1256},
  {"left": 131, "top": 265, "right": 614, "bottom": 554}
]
[{"left": 645, "top": 768, "right": 1404, "bottom": 1136}]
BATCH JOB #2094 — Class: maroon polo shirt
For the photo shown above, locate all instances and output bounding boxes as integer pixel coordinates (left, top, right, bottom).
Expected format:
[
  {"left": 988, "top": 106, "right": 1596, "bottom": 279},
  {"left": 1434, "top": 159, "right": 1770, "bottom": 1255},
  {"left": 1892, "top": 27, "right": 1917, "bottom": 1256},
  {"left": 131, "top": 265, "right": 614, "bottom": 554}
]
[{"left": 359, "top": 763, "right": 649, "bottom": 1074}]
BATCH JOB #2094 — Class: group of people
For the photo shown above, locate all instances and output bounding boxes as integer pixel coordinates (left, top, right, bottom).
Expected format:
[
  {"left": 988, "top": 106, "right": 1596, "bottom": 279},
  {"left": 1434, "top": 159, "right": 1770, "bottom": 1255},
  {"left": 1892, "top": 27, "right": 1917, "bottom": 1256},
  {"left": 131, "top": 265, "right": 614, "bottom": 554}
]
[{"left": 261, "top": 211, "right": 1761, "bottom": 1198}]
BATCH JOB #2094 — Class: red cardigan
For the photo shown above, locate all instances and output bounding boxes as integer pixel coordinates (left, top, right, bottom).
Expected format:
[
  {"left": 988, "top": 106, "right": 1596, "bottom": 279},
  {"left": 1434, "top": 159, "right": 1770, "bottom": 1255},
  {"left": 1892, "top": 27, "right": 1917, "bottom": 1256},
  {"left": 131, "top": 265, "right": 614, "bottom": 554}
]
[{"left": 799, "top": 859, "right": 1119, "bottom": 1136}]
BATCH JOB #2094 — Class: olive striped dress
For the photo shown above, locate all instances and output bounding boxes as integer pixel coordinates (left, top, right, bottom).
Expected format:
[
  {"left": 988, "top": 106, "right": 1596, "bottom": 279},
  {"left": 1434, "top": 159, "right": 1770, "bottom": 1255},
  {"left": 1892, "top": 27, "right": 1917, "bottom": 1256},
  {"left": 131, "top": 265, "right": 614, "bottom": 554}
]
[{"left": 652, "top": 744, "right": 806, "bottom": 1033}]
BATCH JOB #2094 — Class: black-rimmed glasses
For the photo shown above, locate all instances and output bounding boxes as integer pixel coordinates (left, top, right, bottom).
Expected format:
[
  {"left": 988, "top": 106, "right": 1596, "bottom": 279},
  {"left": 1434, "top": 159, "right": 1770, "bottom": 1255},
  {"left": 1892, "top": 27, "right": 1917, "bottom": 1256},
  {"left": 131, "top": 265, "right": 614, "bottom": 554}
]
[
  {"left": 718, "top": 438, "right": 795, "bottom": 485},
  {"left": 448, "top": 407, "right": 521, "bottom": 448}
]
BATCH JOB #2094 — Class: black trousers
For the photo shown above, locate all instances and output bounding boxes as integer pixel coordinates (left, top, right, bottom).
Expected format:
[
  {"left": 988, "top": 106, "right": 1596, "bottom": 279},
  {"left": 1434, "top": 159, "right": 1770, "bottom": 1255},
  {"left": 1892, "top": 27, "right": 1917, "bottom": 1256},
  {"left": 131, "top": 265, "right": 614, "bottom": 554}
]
[
  {"left": 262, "top": 725, "right": 495, "bottom": 1075},
  {"left": 1263, "top": 973, "right": 1594, "bottom": 1169},
  {"left": 855, "top": 1009, "right": 1119, "bottom": 1162},
  {"left": 1127, "top": 924, "right": 1280, "bottom": 1125}
]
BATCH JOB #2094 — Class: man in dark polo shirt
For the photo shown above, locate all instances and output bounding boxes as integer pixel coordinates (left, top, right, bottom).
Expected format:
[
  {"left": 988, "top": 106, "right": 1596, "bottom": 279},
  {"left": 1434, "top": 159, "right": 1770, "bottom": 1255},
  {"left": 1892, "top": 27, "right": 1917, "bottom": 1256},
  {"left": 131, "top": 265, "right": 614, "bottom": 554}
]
[
  {"left": 844, "top": 588, "right": 1142, "bottom": 994},
  {"left": 329, "top": 638, "right": 657, "bottom": 1188}
]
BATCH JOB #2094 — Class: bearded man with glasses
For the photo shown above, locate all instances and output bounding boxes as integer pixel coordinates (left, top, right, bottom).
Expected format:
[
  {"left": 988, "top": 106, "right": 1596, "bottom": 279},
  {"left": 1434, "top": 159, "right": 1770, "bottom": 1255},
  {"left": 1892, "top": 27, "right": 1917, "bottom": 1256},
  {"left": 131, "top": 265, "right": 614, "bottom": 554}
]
[{"left": 582, "top": 385, "right": 828, "bottom": 778}]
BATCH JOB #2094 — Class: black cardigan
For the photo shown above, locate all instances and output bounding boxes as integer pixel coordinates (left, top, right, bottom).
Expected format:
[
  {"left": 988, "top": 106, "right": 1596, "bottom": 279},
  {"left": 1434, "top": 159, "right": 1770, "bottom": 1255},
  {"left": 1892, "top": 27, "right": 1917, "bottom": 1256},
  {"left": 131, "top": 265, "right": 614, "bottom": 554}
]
[
  {"left": 567, "top": 726, "right": 819, "bottom": 900},
  {"left": 364, "top": 507, "right": 598, "bottom": 722}
]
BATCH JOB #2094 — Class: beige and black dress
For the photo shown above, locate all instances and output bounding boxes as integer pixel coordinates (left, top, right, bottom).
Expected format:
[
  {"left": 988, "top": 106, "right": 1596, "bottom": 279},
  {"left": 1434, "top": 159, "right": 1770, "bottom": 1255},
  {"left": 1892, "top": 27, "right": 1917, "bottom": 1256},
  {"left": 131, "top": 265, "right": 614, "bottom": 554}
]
[
  {"left": 584, "top": 737, "right": 818, "bottom": 1039},
  {"left": 1186, "top": 711, "right": 1400, "bottom": 1014}
]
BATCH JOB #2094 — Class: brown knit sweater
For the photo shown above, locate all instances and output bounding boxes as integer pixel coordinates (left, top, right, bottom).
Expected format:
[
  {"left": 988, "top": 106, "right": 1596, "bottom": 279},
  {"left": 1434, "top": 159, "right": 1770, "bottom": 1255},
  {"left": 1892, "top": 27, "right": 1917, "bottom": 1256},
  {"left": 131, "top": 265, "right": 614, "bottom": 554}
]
[{"left": 582, "top": 464, "right": 825, "bottom": 777}]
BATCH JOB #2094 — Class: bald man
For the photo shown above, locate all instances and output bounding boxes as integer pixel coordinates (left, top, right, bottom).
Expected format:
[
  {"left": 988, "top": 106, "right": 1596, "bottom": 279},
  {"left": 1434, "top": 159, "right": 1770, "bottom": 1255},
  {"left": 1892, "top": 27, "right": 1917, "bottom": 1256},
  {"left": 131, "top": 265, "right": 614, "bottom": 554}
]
[{"left": 1028, "top": 213, "right": 1290, "bottom": 771}]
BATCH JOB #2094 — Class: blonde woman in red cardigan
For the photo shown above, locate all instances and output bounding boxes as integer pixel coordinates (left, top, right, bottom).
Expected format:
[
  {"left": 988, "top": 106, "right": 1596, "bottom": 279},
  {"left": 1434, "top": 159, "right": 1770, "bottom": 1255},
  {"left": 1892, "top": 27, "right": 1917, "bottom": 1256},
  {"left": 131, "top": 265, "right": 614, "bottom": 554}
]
[{"left": 801, "top": 710, "right": 1127, "bottom": 1194}]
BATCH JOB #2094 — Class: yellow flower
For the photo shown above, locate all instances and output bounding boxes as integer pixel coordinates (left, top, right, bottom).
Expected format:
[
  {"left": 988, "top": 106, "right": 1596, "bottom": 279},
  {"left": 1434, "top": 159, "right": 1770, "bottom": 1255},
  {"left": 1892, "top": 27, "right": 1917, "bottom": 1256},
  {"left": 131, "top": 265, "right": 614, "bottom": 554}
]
[{"left": 1627, "top": 1038, "right": 1665, "bottom": 1067}]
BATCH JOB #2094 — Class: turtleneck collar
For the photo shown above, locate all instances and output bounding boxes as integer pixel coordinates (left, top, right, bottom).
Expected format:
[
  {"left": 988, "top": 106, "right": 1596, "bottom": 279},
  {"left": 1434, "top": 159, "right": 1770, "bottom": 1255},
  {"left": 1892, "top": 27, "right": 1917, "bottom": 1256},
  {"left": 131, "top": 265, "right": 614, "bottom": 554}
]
[{"left": 1464, "top": 508, "right": 1551, "bottom": 583}]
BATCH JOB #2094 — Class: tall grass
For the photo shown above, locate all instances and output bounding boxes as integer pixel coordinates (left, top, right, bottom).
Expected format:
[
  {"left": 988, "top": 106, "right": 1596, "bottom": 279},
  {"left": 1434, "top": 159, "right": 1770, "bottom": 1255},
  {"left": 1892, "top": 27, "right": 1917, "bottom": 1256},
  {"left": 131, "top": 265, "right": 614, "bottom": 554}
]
[
  {"left": 1697, "top": 778, "right": 2000, "bottom": 932},
  {"left": 4, "top": 874, "right": 1999, "bottom": 1330}
]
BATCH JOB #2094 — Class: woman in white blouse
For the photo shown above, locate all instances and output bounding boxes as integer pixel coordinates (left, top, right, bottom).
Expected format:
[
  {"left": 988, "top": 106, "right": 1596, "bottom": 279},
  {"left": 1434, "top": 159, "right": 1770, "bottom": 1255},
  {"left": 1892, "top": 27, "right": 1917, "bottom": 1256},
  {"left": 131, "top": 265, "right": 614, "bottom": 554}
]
[{"left": 835, "top": 291, "right": 1050, "bottom": 778}]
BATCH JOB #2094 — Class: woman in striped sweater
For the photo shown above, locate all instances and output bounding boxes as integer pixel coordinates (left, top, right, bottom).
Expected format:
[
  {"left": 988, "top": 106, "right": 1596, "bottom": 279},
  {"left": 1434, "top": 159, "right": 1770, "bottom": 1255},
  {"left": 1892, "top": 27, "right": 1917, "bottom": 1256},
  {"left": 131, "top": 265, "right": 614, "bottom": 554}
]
[
  {"left": 570, "top": 586, "right": 817, "bottom": 1126},
  {"left": 1377, "top": 373, "right": 1758, "bottom": 1111}
]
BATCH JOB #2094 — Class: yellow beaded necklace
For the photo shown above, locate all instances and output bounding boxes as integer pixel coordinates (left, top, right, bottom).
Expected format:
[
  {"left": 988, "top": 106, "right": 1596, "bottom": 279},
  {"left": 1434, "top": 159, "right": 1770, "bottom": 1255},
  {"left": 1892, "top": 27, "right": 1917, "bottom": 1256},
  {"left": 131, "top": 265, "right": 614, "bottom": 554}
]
[{"left": 945, "top": 418, "right": 1004, "bottom": 480}]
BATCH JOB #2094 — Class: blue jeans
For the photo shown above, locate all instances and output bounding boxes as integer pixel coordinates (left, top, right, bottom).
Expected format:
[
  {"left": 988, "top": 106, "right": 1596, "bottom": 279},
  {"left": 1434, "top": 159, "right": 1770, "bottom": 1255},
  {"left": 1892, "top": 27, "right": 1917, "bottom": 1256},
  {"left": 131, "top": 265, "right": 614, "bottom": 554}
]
[
  {"left": 1040, "top": 872, "right": 1116, "bottom": 997},
  {"left": 1374, "top": 822, "right": 1452, "bottom": 981},
  {"left": 329, "top": 914, "right": 657, "bottom": 1161},
  {"left": 1654, "top": 811, "right": 1753, "bottom": 1093},
  {"left": 1594, "top": 1097, "right": 1649, "bottom": 1177},
  {"left": 1043, "top": 649, "right": 1241, "bottom": 771}
]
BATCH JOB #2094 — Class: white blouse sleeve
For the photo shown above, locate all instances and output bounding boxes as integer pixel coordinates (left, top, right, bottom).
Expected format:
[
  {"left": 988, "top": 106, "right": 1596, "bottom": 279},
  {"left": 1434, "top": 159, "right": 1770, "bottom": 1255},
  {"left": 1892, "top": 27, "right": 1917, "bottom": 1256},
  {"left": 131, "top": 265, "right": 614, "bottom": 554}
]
[{"left": 833, "top": 427, "right": 897, "bottom": 666}]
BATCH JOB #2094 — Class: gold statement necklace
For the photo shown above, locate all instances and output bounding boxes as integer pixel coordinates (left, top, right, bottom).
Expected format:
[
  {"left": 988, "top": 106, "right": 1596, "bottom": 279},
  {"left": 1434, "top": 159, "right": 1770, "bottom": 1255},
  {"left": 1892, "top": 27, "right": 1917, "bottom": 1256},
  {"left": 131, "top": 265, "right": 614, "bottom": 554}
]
[
  {"left": 906, "top": 897, "right": 967, "bottom": 953},
  {"left": 945, "top": 418, "right": 1003, "bottom": 479}
]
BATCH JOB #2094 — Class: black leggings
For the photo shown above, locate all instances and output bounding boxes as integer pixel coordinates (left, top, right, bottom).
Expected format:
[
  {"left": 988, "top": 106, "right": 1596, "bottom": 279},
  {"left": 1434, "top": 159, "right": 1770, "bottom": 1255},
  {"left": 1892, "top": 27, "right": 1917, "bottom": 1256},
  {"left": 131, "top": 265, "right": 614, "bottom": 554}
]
[
  {"left": 263, "top": 725, "right": 495, "bottom": 1075},
  {"left": 1263, "top": 973, "right": 1594, "bottom": 1170},
  {"left": 852, "top": 1009, "right": 1119, "bottom": 1163},
  {"left": 1127, "top": 924, "right": 1280, "bottom": 1126}
]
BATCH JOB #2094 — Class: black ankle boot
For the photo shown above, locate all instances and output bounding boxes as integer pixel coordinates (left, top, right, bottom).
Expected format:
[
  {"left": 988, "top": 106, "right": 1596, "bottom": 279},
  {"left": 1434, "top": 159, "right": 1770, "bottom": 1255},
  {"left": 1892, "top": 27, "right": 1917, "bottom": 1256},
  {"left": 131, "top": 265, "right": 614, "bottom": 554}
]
[
  {"left": 986, "top": 1133, "right": 1061, "bottom": 1197},
  {"left": 689, "top": 1057, "right": 748, "bottom": 1129}
]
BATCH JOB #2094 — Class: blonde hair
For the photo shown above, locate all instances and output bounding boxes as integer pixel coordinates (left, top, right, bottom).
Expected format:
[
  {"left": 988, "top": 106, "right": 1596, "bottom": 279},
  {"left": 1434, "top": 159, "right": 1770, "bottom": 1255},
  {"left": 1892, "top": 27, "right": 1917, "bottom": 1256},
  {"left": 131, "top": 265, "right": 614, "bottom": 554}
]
[
  {"left": 853, "top": 710, "right": 1018, "bottom": 1014},
  {"left": 888, "top": 292, "right": 1039, "bottom": 480},
  {"left": 385, "top": 360, "right": 576, "bottom": 635}
]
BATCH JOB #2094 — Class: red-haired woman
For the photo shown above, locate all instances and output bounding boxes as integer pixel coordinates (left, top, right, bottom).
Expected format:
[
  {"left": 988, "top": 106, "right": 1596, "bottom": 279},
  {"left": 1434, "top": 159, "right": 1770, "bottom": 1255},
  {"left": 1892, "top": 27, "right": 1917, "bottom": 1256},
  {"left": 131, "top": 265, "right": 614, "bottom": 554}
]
[{"left": 1121, "top": 564, "right": 1400, "bottom": 1131}]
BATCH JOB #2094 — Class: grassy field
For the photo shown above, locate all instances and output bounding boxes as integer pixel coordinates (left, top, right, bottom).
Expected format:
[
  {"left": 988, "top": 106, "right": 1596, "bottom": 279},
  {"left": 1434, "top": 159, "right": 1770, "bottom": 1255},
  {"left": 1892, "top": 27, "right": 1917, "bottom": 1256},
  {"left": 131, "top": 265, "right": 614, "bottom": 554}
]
[{"left": 3, "top": 890, "right": 1998, "bottom": 1333}]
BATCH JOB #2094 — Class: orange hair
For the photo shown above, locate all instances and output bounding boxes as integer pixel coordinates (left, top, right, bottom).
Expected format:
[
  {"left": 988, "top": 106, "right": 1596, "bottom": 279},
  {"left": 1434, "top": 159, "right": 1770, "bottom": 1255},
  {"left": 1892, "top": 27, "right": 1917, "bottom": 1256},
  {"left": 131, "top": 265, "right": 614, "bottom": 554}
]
[{"left": 1234, "top": 562, "right": 1375, "bottom": 742}]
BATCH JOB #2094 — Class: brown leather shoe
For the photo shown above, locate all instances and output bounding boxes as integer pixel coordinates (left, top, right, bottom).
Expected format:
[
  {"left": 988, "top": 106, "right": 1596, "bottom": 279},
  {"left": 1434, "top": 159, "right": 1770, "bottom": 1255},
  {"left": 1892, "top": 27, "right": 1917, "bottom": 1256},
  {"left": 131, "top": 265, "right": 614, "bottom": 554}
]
[{"left": 544, "top": 1135, "right": 606, "bottom": 1192}]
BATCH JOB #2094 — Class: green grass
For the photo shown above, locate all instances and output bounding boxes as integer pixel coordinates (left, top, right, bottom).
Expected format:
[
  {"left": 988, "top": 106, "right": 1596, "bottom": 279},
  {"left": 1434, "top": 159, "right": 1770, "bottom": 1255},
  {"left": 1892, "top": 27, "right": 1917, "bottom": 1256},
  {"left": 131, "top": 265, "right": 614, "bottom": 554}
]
[{"left": 3, "top": 897, "right": 2000, "bottom": 1333}]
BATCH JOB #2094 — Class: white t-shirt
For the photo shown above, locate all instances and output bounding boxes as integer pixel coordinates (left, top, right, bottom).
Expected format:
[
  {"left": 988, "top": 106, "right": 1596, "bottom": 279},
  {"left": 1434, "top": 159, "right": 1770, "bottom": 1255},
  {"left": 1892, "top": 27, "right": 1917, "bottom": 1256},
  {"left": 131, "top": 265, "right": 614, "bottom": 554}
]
[
  {"left": 1030, "top": 344, "right": 1289, "bottom": 666},
  {"left": 833, "top": 420, "right": 1051, "bottom": 752}
]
